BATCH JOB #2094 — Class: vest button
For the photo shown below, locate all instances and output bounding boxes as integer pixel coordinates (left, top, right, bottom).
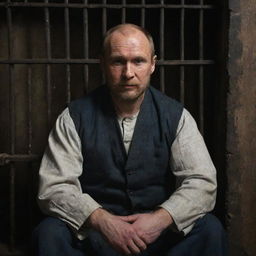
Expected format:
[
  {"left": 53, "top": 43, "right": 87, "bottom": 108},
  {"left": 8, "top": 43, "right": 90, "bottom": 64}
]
[
  {"left": 127, "top": 189, "right": 133, "bottom": 195},
  {"left": 126, "top": 170, "right": 133, "bottom": 175}
]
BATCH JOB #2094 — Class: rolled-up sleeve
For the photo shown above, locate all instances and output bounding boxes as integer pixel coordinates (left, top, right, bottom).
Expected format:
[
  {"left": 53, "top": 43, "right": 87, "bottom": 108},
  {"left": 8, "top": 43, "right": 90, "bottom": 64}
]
[
  {"left": 160, "top": 108, "right": 217, "bottom": 235},
  {"left": 38, "top": 108, "right": 101, "bottom": 239}
]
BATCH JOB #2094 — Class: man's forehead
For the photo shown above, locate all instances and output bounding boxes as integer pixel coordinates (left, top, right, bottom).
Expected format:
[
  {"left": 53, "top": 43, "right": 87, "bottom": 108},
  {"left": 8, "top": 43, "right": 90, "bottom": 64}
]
[
  {"left": 106, "top": 29, "right": 151, "bottom": 54},
  {"left": 109, "top": 28, "right": 147, "bottom": 42},
  {"left": 112, "top": 26, "right": 142, "bottom": 36}
]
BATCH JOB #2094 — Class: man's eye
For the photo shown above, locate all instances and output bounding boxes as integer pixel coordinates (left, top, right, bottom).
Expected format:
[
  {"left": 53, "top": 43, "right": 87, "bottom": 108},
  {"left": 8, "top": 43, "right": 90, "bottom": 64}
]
[
  {"left": 111, "top": 59, "right": 123, "bottom": 65},
  {"left": 134, "top": 58, "right": 145, "bottom": 65}
]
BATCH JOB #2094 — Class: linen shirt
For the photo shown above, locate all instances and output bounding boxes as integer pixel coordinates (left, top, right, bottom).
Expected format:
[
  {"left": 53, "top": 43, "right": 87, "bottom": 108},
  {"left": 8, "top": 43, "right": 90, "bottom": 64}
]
[{"left": 38, "top": 107, "right": 217, "bottom": 239}]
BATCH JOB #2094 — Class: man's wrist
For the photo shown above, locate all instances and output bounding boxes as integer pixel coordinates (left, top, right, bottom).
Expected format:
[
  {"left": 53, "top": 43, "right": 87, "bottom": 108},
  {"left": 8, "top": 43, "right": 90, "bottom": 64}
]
[
  {"left": 86, "top": 207, "right": 106, "bottom": 229},
  {"left": 154, "top": 208, "right": 174, "bottom": 229}
]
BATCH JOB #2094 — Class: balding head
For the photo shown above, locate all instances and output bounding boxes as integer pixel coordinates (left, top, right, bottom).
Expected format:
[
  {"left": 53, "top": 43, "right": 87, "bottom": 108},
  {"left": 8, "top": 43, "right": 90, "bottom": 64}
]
[
  {"left": 100, "top": 23, "right": 156, "bottom": 104},
  {"left": 102, "top": 24, "right": 155, "bottom": 58}
]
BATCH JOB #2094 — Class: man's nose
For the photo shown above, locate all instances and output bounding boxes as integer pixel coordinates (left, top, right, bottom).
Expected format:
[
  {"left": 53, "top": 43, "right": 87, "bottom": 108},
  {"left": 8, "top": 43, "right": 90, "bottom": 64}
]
[{"left": 122, "top": 63, "right": 134, "bottom": 79}]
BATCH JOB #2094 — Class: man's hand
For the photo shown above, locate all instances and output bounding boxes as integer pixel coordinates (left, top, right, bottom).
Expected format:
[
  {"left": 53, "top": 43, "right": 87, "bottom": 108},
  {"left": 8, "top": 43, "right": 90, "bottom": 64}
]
[
  {"left": 121, "top": 208, "right": 173, "bottom": 245},
  {"left": 87, "top": 208, "right": 147, "bottom": 255}
]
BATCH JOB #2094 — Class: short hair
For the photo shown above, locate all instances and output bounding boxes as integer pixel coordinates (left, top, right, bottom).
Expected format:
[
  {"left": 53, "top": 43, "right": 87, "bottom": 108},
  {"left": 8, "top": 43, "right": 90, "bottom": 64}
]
[{"left": 101, "top": 23, "right": 155, "bottom": 57}]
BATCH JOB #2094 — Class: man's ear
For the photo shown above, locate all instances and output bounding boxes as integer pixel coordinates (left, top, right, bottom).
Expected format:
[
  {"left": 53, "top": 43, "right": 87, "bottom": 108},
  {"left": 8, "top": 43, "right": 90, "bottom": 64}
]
[{"left": 151, "top": 55, "right": 157, "bottom": 74}]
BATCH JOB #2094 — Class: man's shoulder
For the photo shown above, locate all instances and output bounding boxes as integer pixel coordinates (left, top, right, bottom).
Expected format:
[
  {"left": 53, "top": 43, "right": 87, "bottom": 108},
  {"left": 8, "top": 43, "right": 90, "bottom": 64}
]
[
  {"left": 69, "top": 85, "right": 106, "bottom": 113},
  {"left": 148, "top": 86, "right": 183, "bottom": 109},
  {"left": 148, "top": 86, "right": 184, "bottom": 144}
]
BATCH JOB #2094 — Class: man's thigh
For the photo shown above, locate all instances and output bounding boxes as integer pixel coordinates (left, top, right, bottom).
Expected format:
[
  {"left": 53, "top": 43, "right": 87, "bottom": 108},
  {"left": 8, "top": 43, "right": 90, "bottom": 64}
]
[
  {"left": 35, "top": 214, "right": 226, "bottom": 256},
  {"left": 166, "top": 214, "right": 228, "bottom": 256},
  {"left": 85, "top": 228, "right": 182, "bottom": 256},
  {"left": 33, "top": 217, "right": 86, "bottom": 256},
  {"left": 132, "top": 213, "right": 227, "bottom": 256},
  {"left": 85, "top": 230, "right": 122, "bottom": 256}
]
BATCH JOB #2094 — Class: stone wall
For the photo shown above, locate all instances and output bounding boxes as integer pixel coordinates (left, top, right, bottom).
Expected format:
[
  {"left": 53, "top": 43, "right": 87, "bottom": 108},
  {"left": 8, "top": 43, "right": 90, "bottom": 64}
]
[{"left": 227, "top": 0, "right": 256, "bottom": 255}]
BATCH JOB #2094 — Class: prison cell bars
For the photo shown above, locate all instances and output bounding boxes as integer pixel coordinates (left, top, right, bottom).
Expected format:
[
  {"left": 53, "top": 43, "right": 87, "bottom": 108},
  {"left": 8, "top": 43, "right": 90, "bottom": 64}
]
[
  {"left": 27, "top": 55, "right": 33, "bottom": 238},
  {"left": 102, "top": 0, "right": 107, "bottom": 34},
  {"left": 0, "top": 1, "right": 216, "bottom": 253},
  {"left": 140, "top": 0, "right": 145, "bottom": 27},
  {"left": 101, "top": 0, "right": 107, "bottom": 85},
  {"left": 199, "top": 0, "right": 204, "bottom": 133},
  {"left": 83, "top": 0, "right": 89, "bottom": 93},
  {"left": 65, "top": 0, "right": 71, "bottom": 103},
  {"left": 122, "top": 0, "right": 126, "bottom": 24},
  {"left": 180, "top": 0, "right": 185, "bottom": 105},
  {"left": 45, "top": 0, "right": 52, "bottom": 128},
  {"left": 0, "top": 58, "right": 213, "bottom": 65},
  {"left": 0, "top": 2, "right": 216, "bottom": 9},
  {"left": 160, "top": 0, "right": 165, "bottom": 93},
  {"left": 6, "top": 0, "right": 15, "bottom": 250}
]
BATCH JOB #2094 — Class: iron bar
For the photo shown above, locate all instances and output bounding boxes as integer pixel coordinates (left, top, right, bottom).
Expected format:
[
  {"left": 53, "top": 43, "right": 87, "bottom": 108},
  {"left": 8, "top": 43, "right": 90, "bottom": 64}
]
[
  {"left": 65, "top": 0, "right": 71, "bottom": 103},
  {"left": 9, "top": 163, "right": 15, "bottom": 252},
  {"left": 83, "top": 0, "right": 89, "bottom": 94},
  {"left": 0, "top": 3, "right": 216, "bottom": 9},
  {"left": 0, "top": 153, "right": 40, "bottom": 166},
  {"left": 0, "top": 58, "right": 100, "bottom": 64},
  {"left": 157, "top": 60, "right": 214, "bottom": 65},
  {"left": 199, "top": 0, "right": 204, "bottom": 133},
  {"left": 102, "top": 0, "right": 107, "bottom": 35},
  {"left": 27, "top": 65, "right": 34, "bottom": 236},
  {"left": 66, "top": 67, "right": 71, "bottom": 103},
  {"left": 46, "top": 65, "right": 52, "bottom": 127},
  {"left": 122, "top": 0, "right": 126, "bottom": 24},
  {"left": 6, "top": 0, "right": 15, "bottom": 249},
  {"left": 27, "top": 65, "right": 32, "bottom": 154},
  {"left": 160, "top": 0, "right": 165, "bottom": 93},
  {"left": 0, "top": 58, "right": 214, "bottom": 65},
  {"left": 180, "top": 0, "right": 185, "bottom": 103},
  {"left": 44, "top": 0, "right": 52, "bottom": 128},
  {"left": 102, "top": 0, "right": 107, "bottom": 85},
  {"left": 140, "top": 0, "right": 145, "bottom": 28}
]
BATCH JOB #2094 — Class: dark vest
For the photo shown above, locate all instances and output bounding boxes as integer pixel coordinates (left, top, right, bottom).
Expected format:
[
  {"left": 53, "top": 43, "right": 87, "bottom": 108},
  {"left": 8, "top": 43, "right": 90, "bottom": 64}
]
[{"left": 68, "top": 85, "right": 183, "bottom": 215}]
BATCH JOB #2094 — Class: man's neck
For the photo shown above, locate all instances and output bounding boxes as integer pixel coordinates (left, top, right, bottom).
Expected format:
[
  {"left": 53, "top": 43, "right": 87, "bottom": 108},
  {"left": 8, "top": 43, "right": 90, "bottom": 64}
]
[{"left": 112, "top": 94, "right": 144, "bottom": 118}]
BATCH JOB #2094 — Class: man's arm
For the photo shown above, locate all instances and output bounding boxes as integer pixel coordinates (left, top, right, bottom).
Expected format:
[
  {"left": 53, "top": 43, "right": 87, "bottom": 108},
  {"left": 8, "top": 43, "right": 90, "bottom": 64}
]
[
  {"left": 38, "top": 108, "right": 101, "bottom": 238},
  {"left": 160, "top": 108, "right": 217, "bottom": 234},
  {"left": 124, "top": 108, "right": 216, "bottom": 243},
  {"left": 39, "top": 108, "right": 147, "bottom": 254}
]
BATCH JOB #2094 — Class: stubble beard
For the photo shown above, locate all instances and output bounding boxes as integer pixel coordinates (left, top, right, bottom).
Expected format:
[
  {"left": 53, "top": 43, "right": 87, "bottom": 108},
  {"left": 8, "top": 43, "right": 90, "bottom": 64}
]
[
  {"left": 110, "top": 82, "right": 150, "bottom": 104},
  {"left": 118, "top": 88, "right": 145, "bottom": 102}
]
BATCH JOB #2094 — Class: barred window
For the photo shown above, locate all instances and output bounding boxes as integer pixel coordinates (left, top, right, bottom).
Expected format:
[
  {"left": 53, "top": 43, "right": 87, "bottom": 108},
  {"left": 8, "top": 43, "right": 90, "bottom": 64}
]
[{"left": 0, "top": 0, "right": 221, "bottom": 254}]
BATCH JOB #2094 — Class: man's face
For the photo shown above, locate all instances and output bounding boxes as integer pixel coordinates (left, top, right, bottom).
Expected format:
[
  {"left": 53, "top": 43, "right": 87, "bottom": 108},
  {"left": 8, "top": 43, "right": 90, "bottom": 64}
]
[{"left": 102, "top": 29, "right": 156, "bottom": 102}]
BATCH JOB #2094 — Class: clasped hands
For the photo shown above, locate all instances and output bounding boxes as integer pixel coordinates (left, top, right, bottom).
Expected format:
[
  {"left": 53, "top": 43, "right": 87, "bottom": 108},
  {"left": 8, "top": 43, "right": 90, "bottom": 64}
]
[{"left": 87, "top": 208, "right": 173, "bottom": 255}]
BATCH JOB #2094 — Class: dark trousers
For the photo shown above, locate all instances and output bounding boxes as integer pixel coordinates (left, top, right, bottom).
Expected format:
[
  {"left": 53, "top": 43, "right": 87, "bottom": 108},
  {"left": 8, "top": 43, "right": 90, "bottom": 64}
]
[{"left": 32, "top": 214, "right": 228, "bottom": 256}]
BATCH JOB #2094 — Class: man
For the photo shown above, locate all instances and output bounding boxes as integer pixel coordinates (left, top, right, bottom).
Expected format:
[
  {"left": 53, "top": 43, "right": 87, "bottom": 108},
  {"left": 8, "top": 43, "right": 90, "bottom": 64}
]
[{"left": 33, "top": 24, "right": 227, "bottom": 255}]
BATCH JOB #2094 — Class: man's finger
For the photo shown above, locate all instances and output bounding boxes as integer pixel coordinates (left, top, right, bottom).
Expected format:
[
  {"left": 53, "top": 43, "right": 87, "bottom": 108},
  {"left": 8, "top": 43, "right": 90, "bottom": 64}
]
[
  {"left": 124, "top": 214, "right": 140, "bottom": 223},
  {"left": 127, "top": 239, "right": 142, "bottom": 255},
  {"left": 133, "top": 234, "right": 147, "bottom": 250},
  {"left": 121, "top": 246, "right": 132, "bottom": 256},
  {"left": 118, "top": 215, "right": 130, "bottom": 222}
]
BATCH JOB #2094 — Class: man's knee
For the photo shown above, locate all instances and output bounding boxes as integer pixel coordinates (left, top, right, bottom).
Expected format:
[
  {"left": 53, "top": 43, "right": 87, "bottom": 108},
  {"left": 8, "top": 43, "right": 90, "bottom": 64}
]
[
  {"left": 195, "top": 214, "right": 226, "bottom": 240},
  {"left": 168, "top": 214, "right": 228, "bottom": 255},
  {"left": 33, "top": 216, "right": 74, "bottom": 251},
  {"left": 32, "top": 217, "right": 78, "bottom": 256},
  {"left": 192, "top": 213, "right": 228, "bottom": 254},
  {"left": 34, "top": 217, "right": 71, "bottom": 240}
]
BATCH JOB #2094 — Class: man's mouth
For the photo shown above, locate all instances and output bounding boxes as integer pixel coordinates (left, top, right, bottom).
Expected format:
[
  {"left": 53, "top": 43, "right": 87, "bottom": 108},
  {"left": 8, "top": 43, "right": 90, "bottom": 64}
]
[{"left": 120, "top": 84, "right": 137, "bottom": 88}]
